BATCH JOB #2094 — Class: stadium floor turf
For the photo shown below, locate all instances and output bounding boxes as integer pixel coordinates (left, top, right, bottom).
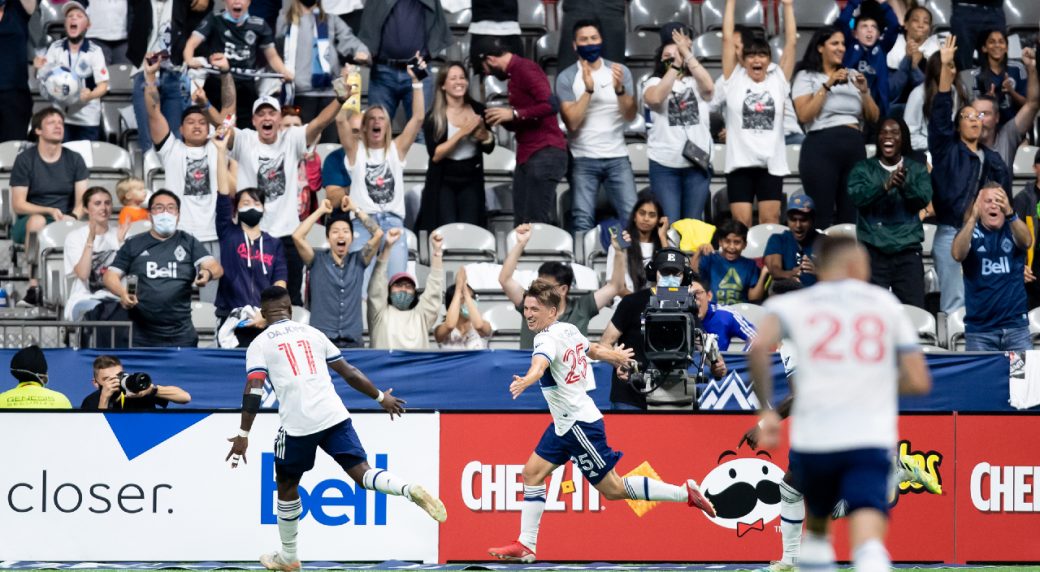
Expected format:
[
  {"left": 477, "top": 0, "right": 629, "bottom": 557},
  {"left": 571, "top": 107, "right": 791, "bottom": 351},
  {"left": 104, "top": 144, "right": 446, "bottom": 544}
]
[{"left": 2, "top": 565, "right": 1039, "bottom": 571}]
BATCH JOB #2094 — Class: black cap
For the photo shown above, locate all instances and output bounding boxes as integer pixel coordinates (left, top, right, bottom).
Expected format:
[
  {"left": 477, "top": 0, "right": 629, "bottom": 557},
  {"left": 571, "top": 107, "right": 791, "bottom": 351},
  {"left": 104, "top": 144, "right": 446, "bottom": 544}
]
[
  {"left": 11, "top": 345, "right": 47, "bottom": 383},
  {"left": 181, "top": 105, "right": 208, "bottom": 122},
  {"left": 651, "top": 247, "right": 688, "bottom": 275},
  {"left": 660, "top": 22, "right": 694, "bottom": 47}
]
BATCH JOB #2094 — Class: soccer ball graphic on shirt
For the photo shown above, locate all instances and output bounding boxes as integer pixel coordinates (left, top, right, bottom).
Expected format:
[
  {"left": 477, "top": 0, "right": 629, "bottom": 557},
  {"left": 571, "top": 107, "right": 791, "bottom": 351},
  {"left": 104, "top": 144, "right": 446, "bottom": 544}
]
[
  {"left": 700, "top": 453, "right": 785, "bottom": 536},
  {"left": 39, "top": 64, "right": 82, "bottom": 106}
]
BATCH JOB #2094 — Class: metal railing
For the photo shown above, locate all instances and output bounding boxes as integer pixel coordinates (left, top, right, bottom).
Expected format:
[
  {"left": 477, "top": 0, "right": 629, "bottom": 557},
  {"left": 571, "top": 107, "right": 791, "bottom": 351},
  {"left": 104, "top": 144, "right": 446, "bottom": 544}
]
[{"left": 0, "top": 320, "right": 134, "bottom": 349}]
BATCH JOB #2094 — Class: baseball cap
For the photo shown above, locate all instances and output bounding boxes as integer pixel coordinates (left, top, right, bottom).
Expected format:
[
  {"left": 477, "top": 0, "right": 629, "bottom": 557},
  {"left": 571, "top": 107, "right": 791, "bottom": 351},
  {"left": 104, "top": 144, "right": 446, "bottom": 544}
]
[
  {"left": 787, "top": 194, "right": 815, "bottom": 214},
  {"left": 650, "top": 247, "right": 688, "bottom": 275},
  {"left": 388, "top": 272, "right": 417, "bottom": 288},
  {"left": 659, "top": 22, "right": 693, "bottom": 46},
  {"left": 62, "top": 0, "right": 89, "bottom": 16},
  {"left": 252, "top": 95, "right": 280, "bottom": 115}
]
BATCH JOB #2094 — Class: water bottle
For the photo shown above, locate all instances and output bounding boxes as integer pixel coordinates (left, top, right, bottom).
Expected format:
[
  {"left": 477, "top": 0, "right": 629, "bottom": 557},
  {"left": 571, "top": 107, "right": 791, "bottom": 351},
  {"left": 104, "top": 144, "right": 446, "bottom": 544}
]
[
  {"left": 0, "top": 285, "right": 8, "bottom": 308},
  {"left": 345, "top": 65, "right": 362, "bottom": 114}
]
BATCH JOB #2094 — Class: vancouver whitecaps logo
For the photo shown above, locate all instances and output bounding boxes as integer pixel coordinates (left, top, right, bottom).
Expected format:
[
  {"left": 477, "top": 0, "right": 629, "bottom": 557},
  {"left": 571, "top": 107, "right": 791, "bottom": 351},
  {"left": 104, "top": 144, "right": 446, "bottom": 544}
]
[{"left": 700, "top": 450, "right": 784, "bottom": 536}]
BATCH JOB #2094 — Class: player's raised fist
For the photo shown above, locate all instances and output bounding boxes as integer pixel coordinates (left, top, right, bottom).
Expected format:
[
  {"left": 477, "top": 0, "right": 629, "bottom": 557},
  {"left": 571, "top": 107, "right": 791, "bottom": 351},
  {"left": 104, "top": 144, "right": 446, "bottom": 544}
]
[
  {"left": 385, "top": 227, "right": 403, "bottom": 245},
  {"left": 431, "top": 231, "right": 444, "bottom": 255},
  {"left": 515, "top": 223, "right": 532, "bottom": 245}
]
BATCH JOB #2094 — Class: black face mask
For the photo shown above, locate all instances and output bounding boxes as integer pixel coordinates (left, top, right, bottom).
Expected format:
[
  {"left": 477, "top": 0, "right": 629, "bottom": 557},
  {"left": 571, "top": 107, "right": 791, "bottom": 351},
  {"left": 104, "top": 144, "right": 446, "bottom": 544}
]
[
  {"left": 299, "top": 0, "right": 317, "bottom": 7},
  {"left": 237, "top": 208, "right": 264, "bottom": 227}
]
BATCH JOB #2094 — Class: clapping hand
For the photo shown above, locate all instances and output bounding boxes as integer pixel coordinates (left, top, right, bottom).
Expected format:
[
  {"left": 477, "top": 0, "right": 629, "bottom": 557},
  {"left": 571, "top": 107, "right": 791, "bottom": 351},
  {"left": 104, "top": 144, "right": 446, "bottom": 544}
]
[{"left": 611, "top": 63, "right": 625, "bottom": 94}]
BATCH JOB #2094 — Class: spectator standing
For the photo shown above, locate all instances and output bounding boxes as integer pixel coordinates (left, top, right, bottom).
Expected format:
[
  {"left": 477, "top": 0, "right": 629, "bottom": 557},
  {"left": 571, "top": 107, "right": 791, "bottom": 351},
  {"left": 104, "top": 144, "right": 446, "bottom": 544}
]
[
  {"left": 357, "top": 0, "right": 451, "bottom": 125},
  {"left": 322, "top": 0, "right": 363, "bottom": 34},
  {"left": 80, "top": 355, "right": 191, "bottom": 410},
  {"left": 952, "top": 184, "right": 1032, "bottom": 351},
  {"left": 690, "top": 276, "right": 757, "bottom": 350},
  {"left": 333, "top": 61, "right": 425, "bottom": 288},
  {"left": 848, "top": 117, "right": 933, "bottom": 308},
  {"left": 950, "top": 0, "right": 1005, "bottom": 71},
  {"left": 86, "top": 0, "right": 130, "bottom": 64},
  {"left": 837, "top": 0, "right": 900, "bottom": 117},
  {"left": 322, "top": 107, "right": 360, "bottom": 206},
  {"left": 0, "top": 346, "right": 71, "bottom": 409},
  {"left": 960, "top": 29, "right": 1028, "bottom": 127},
  {"left": 480, "top": 40, "right": 568, "bottom": 226},
  {"left": 276, "top": 0, "right": 369, "bottom": 133},
  {"left": 293, "top": 197, "right": 383, "bottom": 348},
  {"left": 103, "top": 190, "right": 224, "bottom": 347},
  {"left": 929, "top": 35, "right": 1011, "bottom": 314},
  {"left": 468, "top": 0, "right": 522, "bottom": 74},
  {"left": 971, "top": 48, "right": 1040, "bottom": 169},
  {"left": 183, "top": 0, "right": 293, "bottom": 130},
  {"left": 35, "top": 1, "right": 110, "bottom": 142},
  {"left": 64, "top": 187, "right": 126, "bottom": 320},
  {"left": 212, "top": 130, "right": 288, "bottom": 342},
  {"left": 500, "top": 223, "right": 625, "bottom": 349},
  {"left": 415, "top": 62, "right": 496, "bottom": 232},
  {"left": 604, "top": 192, "right": 668, "bottom": 294},
  {"left": 1013, "top": 149, "right": 1040, "bottom": 309},
  {"left": 692, "top": 219, "right": 768, "bottom": 305},
  {"left": 764, "top": 194, "right": 825, "bottom": 287},
  {"left": 0, "top": 0, "right": 35, "bottom": 142},
  {"left": 793, "top": 26, "right": 880, "bottom": 229},
  {"left": 368, "top": 229, "right": 444, "bottom": 350},
  {"left": 886, "top": 5, "right": 938, "bottom": 108},
  {"left": 905, "top": 51, "right": 968, "bottom": 156},
  {"left": 557, "top": 19, "right": 638, "bottom": 232},
  {"left": 434, "top": 267, "right": 491, "bottom": 349},
  {"left": 279, "top": 107, "right": 324, "bottom": 220},
  {"left": 557, "top": 0, "right": 624, "bottom": 72},
  {"left": 713, "top": 0, "right": 795, "bottom": 227}
]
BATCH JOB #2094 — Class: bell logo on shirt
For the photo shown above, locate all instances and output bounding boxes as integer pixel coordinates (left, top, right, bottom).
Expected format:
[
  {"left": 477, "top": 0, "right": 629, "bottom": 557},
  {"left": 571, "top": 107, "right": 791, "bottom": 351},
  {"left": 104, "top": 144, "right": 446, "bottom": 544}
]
[
  {"left": 982, "top": 256, "right": 1011, "bottom": 276},
  {"left": 146, "top": 261, "right": 179, "bottom": 279}
]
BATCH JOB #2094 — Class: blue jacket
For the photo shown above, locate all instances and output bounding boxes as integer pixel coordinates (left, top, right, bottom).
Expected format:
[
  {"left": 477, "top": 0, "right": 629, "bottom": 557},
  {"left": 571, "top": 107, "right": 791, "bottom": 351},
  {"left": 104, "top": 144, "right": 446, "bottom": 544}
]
[
  {"left": 928, "top": 90, "right": 1012, "bottom": 228},
  {"left": 702, "top": 303, "right": 757, "bottom": 351},
  {"left": 839, "top": 0, "right": 900, "bottom": 116}
]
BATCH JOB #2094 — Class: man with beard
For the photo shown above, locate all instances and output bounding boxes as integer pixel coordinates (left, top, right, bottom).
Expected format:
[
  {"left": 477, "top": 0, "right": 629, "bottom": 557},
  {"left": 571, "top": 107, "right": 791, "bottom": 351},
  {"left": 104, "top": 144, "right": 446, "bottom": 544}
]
[
  {"left": 479, "top": 38, "right": 568, "bottom": 226},
  {"left": 764, "top": 194, "right": 825, "bottom": 287}
]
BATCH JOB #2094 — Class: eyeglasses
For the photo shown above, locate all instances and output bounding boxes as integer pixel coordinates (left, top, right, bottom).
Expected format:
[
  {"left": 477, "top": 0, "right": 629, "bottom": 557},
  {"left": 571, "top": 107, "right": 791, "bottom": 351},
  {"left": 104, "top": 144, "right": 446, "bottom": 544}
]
[
  {"left": 150, "top": 204, "right": 179, "bottom": 214},
  {"left": 960, "top": 112, "right": 989, "bottom": 120},
  {"left": 691, "top": 289, "right": 708, "bottom": 298}
]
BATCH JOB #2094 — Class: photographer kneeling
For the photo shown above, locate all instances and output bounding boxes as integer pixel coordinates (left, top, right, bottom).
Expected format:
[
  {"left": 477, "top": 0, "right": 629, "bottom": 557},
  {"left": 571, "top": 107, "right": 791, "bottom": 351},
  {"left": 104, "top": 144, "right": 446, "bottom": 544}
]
[
  {"left": 600, "top": 248, "right": 727, "bottom": 410},
  {"left": 80, "top": 355, "right": 192, "bottom": 410}
]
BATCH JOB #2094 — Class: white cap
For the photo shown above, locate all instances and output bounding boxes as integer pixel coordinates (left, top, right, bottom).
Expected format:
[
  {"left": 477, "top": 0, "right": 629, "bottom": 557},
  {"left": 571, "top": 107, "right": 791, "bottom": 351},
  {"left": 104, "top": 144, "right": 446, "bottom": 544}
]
[
  {"left": 62, "top": 0, "right": 89, "bottom": 17},
  {"left": 252, "top": 95, "right": 280, "bottom": 115}
]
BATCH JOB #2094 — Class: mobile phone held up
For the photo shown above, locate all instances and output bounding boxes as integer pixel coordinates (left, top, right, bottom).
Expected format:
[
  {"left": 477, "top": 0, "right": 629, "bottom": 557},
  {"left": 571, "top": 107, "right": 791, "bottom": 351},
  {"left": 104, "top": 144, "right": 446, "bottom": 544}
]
[
  {"left": 407, "top": 55, "right": 429, "bottom": 81},
  {"left": 609, "top": 224, "right": 631, "bottom": 249},
  {"left": 145, "top": 50, "right": 170, "bottom": 66}
]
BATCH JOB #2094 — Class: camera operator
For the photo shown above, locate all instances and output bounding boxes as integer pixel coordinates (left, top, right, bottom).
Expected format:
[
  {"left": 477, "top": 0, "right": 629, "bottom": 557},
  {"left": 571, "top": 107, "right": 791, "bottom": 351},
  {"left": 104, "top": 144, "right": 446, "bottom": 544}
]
[
  {"left": 600, "top": 248, "right": 727, "bottom": 410},
  {"left": 80, "top": 355, "right": 191, "bottom": 410}
]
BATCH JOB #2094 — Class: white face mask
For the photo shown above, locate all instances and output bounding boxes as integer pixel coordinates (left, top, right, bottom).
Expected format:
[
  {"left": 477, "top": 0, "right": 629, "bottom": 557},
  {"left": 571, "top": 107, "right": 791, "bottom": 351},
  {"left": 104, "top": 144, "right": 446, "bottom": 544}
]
[
  {"left": 658, "top": 275, "right": 682, "bottom": 288},
  {"left": 152, "top": 212, "right": 177, "bottom": 236}
]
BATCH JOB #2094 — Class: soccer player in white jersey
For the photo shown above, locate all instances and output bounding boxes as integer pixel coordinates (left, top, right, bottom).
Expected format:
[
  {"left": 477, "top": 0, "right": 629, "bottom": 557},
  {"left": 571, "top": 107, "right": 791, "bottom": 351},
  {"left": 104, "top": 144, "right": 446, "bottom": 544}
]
[
  {"left": 225, "top": 286, "right": 446, "bottom": 571},
  {"left": 488, "top": 279, "right": 717, "bottom": 563},
  {"left": 749, "top": 236, "right": 932, "bottom": 572}
]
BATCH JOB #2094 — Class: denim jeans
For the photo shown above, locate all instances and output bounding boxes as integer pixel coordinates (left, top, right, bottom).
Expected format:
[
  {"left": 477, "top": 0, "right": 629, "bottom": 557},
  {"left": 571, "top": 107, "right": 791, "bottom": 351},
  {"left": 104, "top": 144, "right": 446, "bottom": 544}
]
[
  {"left": 132, "top": 70, "right": 186, "bottom": 152},
  {"left": 350, "top": 212, "right": 408, "bottom": 295},
  {"left": 965, "top": 326, "right": 1032, "bottom": 352},
  {"left": 367, "top": 64, "right": 433, "bottom": 129},
  {"left": 933, "top": 225, "right": 964, "bottom": 314},
  {"left": 570, "top": 156, "right": 637, "bottom": 232},
  {"left": 648, "top": 159, "right": 710, "bottom": 222},
  {"left": 64, "top": 124, "right": 101, "bottom": 142}
]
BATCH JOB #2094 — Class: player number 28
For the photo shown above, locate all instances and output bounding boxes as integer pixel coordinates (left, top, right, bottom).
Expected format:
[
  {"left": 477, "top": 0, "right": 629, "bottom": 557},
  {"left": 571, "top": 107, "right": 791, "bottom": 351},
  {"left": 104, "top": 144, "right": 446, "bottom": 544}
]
[
  {"left": 562, "top": 343, "right": 589, "bottom": 384},
  {"left": 807, "top": 314, "right": 887, "bottom": 363}
]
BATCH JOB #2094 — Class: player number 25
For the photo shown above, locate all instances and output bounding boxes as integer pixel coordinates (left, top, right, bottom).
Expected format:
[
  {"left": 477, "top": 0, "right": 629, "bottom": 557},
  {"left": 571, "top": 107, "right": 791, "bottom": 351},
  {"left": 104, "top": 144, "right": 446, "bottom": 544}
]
[
  {"left": 562, "top": 343, "right": 589, "bottom": 384},
  {"left": 807, "top": 314, "right": 887, "bottom": 363}
]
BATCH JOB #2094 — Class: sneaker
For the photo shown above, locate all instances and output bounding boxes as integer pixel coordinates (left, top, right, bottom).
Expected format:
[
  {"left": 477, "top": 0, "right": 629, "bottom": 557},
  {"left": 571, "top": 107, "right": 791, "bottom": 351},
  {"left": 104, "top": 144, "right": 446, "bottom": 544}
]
[
  {"left": 488, "top": 540, "right": 536, "bottom": 563},
  {"left": 409, "top": 484, "right": 447, "bottom": 522},
  {"left": 899, "top": 454, "right": 942, "bottom": 495},
  {"left": 260, "top": 551, "right": 300, "bottom": 571},
  {"left": 686, "top": 479, "right": 717, "bottom": 518},
  {"left": 20, "top": 285, "right": 41, "bottom": 307},
  {"left": 754, "top": 561, "right": 795, "bottom": 572}
]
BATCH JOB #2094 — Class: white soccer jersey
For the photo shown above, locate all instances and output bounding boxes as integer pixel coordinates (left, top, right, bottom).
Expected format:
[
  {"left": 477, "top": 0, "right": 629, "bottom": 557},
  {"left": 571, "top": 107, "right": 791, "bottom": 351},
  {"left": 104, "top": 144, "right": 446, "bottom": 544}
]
[
  {"left": 246, "top": 319, "right": 349, "bottom": 436},
  {"left": 532, "top": 322, "right": 603, "bottom": 435},
  {"left": 763, "top": 279, "right": 920, "bottom": 453}
]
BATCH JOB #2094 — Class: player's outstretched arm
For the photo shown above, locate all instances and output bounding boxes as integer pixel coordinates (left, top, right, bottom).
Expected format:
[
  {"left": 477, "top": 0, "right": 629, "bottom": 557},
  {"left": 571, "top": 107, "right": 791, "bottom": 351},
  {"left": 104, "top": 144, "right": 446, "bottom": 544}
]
[
  {"left": 748, "top": 313, "right": 783, "bottom": 449},
  {"left": 898, "top": 351, "right": 932, "bottom": 396},
  {"left": 738, "top": 394, "right": 793, "bottom": 449},
  {"left": 509, "top": 355, "right": 550, "bottom": 399},
  {"left": 588, "top": 342, "right": 634, "bottom": 369},
  {"left": 329, "top": 359, "right": 406, "bottom": 418},
  {"left": 226, "top": 371, "right": 265, "bottom": 468}
]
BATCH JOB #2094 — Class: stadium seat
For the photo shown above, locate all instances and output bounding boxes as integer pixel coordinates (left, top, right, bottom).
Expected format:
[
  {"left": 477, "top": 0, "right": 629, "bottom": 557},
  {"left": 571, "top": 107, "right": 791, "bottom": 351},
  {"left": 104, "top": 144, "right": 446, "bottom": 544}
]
[
  {"left": 40, "top": 0, "right": 64, "bottom": 36},
  {"left": 517, "top": 0, "right": 548, "bottom": 36},
  {"left": 785, "top": 144, "right": 801, "bottom": 177},
  {"left": 769, "top": 32, "right": 813, "bottom": 63},
  {"left": 630, "top": 0, "right": 694, "bottom": 32},
  {"left": 1012, "top": 145, "right": 1038, "bottom": 179},
  {"left": 64, "top": 142, "right": 133, "bottom": 195},
  {"left": 482, "top": 302, "right": 522, "bottom": 349},
  {"left": 583, "top": 228, "right": 607, "bottom": 266},
  {"left": 126, "top": 220, "right": 152, "bottom": 238},
  {"left": 624, "top": 31, "right": 661, "bottom": 64},
  {"left": 945, "top": 306, "right": 966, "bottom": 350},
  {"left": 445, "top": 7, "right": 471, "bottom": 32},
  {"left": 692, "top": 32, "right": 724, "bottom": 62},
  {"left": 191, "top": 301, "right": 218, "bottom": 346},
  {"left": 292, "top": 305, "right": 311, "bottom": 325},
  {"left": 37, "top": 219, "right": 84, "bottom": 308},
  {"left": 588, "top": 305, "right": 615, "bottom": 335},
  {"left": 922, "top": 223, "right": 937, "bottom": 257},
  {"left": 105, "top": 64, "right": 134, "bottom": 98},
  {"left": 506, "top": 223, "right": 573, "bottom": 262},
  {"left": 435, "top": 223, "right": 497, "bottom": 269},
  {"left": 921, "top": 0, "right": 952, "bottom": 30},
  {"left": 627, "top": 143, "right": 649, "bottom": 179},
  {"left": 483, "top": 145, "right": 516, "bottom": 184},
  {"left": 724, "top": 302, "right": 767, "bottom": 327},
  {"left": 535, "top": 32, "right": 561, "bottom": 69},
  {"left": 824, "top": 223, "right": 857, "bottom": 239},
  {"left": 699, "top": 0, "right": 765, "bottom": 32},
  {"left": 405, "top": 228, "right": 419, "bottom": 262},
  {"left": 1005, "top": 0, "right": 1040, "bottom": 34},
  {"left": 782, "top": 0, "right": 840, "bottom": 30},
  {"left": 744, "top": 223, "right": 786, "bottom": 258},
  {"left": 141, "top": 148, "right": 165, "bottom": 194},
  {"left": 305, "top": 223, "right": 329, "bottom": 250},
  {"left": 1027, "top": 307, "right": 1040, "bottom": 347},
  {"left": 713, "top": 143, "right": 726, "bottom": 173},
  {"left": 903, "top": 304, "right": 938, "bottom": 345}
]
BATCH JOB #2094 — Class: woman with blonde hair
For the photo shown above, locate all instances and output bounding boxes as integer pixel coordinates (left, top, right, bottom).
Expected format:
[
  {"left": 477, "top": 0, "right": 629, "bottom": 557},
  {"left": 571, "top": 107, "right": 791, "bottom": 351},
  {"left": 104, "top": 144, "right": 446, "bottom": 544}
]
[{"left": 415, "top": 62, "right": 496, "bottom": 232}]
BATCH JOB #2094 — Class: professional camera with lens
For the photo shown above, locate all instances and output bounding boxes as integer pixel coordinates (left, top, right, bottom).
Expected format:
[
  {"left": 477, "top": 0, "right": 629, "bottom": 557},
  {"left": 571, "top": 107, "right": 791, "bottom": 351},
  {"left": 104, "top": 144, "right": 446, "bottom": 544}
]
[{"left": 119, "top": 372, "right": 153, "bottom": 394}]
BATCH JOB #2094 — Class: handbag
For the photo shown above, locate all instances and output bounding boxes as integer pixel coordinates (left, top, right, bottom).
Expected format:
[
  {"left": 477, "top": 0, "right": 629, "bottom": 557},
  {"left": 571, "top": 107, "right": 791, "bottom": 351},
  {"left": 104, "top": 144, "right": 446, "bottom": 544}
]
[{"left": 671, "top": 89, "right": 711, "bottom": 172}]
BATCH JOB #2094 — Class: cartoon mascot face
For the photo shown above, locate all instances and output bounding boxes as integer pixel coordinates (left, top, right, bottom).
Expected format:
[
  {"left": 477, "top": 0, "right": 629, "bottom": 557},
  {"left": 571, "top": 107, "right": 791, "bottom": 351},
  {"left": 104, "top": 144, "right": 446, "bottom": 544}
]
[{"left": 701, "top": 451, "right": 785, "bottom": 536}]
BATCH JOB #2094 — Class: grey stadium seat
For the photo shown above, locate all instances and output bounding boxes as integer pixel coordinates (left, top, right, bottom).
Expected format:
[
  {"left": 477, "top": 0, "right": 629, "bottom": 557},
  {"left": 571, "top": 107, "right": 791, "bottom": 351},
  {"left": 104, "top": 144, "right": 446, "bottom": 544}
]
[
  {"left": 506, "top": 223, "right": 573, "bottom": 263},
  {"left": 902, "top": 304, "right": 938, "bottom": 345},
  {"left": 744, "top": 223, "right": 786, "bottom": 259}
]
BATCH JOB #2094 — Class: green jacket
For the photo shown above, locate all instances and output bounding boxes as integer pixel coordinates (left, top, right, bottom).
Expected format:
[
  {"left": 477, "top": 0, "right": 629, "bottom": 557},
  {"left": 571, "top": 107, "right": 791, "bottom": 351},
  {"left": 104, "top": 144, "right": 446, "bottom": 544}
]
[{"left": 848, "top": 157, "right": 932, "bottom": 254}]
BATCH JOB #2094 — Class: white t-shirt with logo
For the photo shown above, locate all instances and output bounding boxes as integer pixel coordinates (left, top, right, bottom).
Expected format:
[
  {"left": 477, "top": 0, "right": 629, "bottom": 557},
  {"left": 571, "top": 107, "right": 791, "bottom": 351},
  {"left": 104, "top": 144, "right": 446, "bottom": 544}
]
[
  {"left": 246, "top": 319, "right": 350, "bottom": 436},
  {"left": 43, "top": 40, "right": 109, "bottom": 127},
  {"left": 532, "top": 321, "right": 603, "bottom": 436},
  {"left": 712, "top": 64, "right": 790, "bottom": 176},
  {"left": 557, "top": 59, "right": 633, "bottom": 159},
  {"left": 643, "top": 75, "right": 712, "bottom": 169},
  {"left": 86, "top": 0, "right": 128, "bottom": 41},
  {"left": 63, "top": 224, "right": 120, "bottom": 320},
  {"left": 157, "top": 134, "right": 218, "bottom": 241},
  {"left": 346, "top": 142, "right": 406, "bottom": 220},
  {"left": 230, "top": 126, "right": 308, "bottom": 238}
]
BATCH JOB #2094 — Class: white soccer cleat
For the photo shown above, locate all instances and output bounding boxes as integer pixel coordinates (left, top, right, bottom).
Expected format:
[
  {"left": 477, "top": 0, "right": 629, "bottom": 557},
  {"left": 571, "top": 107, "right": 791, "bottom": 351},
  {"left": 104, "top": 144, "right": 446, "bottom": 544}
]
[
  {"left": 409, "top": 484, "right": 447, "bottom": 522},
  {"left": 260, "top": 551, "right": 300, "bottom": 571},
  {"left": 755, "top": 561, "right": 795, "bottom": 572}
]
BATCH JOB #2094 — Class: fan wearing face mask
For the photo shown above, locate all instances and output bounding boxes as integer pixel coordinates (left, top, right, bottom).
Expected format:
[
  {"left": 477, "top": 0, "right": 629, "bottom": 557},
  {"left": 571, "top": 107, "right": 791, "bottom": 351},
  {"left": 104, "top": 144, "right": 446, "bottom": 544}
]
[
  {"left": 212, "top": 130, "right": 288, "bottom": 345},
  {"left": 368, "top": 229, "right": 444, "bottom": 350}
]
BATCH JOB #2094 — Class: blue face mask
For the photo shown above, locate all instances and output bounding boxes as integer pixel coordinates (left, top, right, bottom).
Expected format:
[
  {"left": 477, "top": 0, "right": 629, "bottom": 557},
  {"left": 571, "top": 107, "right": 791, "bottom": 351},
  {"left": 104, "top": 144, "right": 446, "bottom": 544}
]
[
  {"left": 460, "top": 306, "right": 470, "bottom": 319},
  {"left": 658, "top": 275, "right": 682, "bottom": 288},
  {"left": 223, "top": 10, "right": 249, "bottom": 24},
  {"left": 390, "top": 291, "right": 415, "bottom": 310},
  {"left": 576, "top": 43, "right": 603, "bottom": 63},
  {"left": 152, "top": 212, "right": 177, "bottom": 237}
]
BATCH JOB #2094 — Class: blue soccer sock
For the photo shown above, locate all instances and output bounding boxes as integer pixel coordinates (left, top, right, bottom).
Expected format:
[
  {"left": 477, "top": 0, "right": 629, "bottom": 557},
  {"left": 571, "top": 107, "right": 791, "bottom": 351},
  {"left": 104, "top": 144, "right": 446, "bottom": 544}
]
[
  {"left": 622, "top": 476, "right": 687, "bottom": 502},
  {"left": 519, "top": 484, "right": 546, "bottom": 552},
  {"left": 277, "top": 498, "right": 302, "bottom": 561}
]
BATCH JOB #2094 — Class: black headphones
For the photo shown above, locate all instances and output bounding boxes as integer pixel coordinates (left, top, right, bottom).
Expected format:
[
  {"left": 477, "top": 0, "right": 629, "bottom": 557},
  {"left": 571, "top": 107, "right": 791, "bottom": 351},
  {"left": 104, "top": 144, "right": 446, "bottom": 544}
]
[{"left": 644, "top": 247, "right": 696, "bottom": 286}]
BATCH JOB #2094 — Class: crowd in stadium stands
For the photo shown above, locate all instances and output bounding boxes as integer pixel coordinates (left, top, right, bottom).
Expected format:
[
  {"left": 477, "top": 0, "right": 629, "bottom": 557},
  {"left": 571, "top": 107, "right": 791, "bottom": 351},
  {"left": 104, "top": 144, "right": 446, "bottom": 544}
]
[{"left": 2, "top": 0, "right": 1040, "bottom": 361}]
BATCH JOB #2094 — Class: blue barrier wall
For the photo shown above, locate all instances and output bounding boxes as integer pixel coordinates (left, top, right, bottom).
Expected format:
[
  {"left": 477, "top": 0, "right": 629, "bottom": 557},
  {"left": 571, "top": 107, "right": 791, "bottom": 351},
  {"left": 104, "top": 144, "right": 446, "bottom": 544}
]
[{"left": 0, "top": 348, "right": 1016, "bottom": 412}]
